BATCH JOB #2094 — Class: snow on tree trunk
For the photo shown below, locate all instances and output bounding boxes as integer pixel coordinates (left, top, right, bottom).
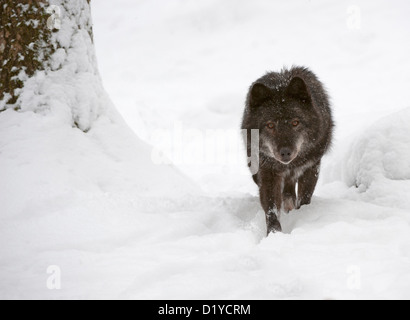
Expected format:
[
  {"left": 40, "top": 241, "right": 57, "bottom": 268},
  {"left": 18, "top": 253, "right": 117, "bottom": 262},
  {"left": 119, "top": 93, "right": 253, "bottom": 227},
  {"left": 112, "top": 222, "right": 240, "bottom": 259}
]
[{"left": 0, "top": 0, "right": 106, "bottom": 132}]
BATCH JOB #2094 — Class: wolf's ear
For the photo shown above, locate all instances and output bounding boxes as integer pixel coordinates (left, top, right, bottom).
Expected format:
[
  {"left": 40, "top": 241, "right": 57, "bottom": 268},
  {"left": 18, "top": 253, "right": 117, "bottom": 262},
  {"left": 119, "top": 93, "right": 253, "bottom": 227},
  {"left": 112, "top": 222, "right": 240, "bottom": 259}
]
[
  {"left": 286, "top": 77, "right": 311, "bottom": 102},
  {"left": 249, "top": 83, "right": 272, "bottom": 108}
]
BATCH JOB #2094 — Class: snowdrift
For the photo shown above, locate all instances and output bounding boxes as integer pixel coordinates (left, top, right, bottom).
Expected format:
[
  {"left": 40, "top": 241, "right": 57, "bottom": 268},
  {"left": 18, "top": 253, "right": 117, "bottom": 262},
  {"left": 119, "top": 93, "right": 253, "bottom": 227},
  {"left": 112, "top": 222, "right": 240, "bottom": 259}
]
[
  {"left": 343, "top": 107, "right": 410, "bottom": 189},
  {"left": 323, "top": 107, "right": 410, "bottom": 211}
]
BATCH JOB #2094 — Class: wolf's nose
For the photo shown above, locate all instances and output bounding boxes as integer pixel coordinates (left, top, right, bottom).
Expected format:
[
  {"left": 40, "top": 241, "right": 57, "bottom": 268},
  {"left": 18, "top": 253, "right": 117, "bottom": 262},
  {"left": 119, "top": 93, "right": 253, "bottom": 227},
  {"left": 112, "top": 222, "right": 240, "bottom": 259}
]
[{"left": 280, "top": 147, "right": 292, "bottom": 162}]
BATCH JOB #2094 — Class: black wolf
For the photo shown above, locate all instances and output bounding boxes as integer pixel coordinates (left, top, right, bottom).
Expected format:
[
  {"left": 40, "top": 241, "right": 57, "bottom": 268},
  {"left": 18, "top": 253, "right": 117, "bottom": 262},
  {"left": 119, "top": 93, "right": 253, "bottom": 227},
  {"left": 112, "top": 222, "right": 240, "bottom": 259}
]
[{"left": 242, "top": 66, "right": 334, "bottom": 235}]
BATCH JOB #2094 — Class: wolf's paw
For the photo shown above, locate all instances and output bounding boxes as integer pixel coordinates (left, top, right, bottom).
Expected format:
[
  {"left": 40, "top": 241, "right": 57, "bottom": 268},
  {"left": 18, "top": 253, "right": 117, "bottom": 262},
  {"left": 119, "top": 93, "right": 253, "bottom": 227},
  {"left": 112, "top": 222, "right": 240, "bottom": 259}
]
[
  {"left": 296, "top": 197, "right": 312, "bottom": 210},
  {"left": 267, "top": 222, "right": 282, "bottom": 235},
  {"left": 266, "top": 211, "right": 282, "bottom": 235}
]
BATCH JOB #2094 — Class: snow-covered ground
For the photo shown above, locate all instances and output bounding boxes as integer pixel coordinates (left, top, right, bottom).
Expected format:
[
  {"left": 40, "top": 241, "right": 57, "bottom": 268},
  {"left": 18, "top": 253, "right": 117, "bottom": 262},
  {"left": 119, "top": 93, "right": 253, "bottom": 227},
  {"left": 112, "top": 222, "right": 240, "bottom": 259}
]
[{"left": 1, "top": 0, "right": 410, "bottom": 299}]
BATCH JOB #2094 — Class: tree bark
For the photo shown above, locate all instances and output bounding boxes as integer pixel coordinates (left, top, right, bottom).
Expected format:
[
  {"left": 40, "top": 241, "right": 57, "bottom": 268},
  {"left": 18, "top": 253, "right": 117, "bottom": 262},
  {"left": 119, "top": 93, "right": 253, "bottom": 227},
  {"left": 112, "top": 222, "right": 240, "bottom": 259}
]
[
  {"left": 1, "top": 0, "right": 54, "bottom": 108},
  {"left": 0, "top": 0, "right": 95, "bottom": 118}
]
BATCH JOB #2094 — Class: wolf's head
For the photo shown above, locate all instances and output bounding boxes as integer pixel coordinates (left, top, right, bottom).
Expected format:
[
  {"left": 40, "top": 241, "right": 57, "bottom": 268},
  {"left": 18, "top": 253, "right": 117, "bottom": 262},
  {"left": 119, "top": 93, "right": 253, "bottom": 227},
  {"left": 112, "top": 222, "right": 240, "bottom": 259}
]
[{"left": 248, "top": 75, "right": 319, "bottom": 165}]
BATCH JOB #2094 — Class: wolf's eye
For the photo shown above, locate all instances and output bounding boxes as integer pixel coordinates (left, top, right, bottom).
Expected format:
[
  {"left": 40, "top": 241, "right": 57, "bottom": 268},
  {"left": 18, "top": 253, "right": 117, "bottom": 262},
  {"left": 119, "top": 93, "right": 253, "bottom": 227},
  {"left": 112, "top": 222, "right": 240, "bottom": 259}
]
[
  {"left": 266, "top": 122, "right": 275, "bottom": 129},
  {"left": 292, "top": 120, "right": 300, "bottom": 127}
]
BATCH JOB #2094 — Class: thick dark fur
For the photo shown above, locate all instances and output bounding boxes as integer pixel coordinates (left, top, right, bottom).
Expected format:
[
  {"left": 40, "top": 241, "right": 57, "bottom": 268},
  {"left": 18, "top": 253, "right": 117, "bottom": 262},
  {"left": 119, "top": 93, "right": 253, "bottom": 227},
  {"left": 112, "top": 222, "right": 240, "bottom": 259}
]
[{"left": 242, "top": 66, "right": 334, "bottom": 235}]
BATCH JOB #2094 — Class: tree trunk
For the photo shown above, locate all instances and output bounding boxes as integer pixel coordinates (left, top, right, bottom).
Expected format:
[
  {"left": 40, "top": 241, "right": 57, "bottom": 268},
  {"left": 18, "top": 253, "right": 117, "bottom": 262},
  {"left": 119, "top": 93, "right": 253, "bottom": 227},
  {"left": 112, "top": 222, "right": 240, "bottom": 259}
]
[
  {"left": 1, "top": 0, "right": 52, "bottom": 107},
  {"left": 0, "top": 0, "right": 100, "bottom": 132}
]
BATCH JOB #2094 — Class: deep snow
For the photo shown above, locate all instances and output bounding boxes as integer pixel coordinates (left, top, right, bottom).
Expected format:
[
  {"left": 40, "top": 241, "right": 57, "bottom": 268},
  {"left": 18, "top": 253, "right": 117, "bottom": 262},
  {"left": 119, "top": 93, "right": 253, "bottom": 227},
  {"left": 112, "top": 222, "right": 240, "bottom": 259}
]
[{"left": 1, "top": 0, "right": 410, "bottom": 300}]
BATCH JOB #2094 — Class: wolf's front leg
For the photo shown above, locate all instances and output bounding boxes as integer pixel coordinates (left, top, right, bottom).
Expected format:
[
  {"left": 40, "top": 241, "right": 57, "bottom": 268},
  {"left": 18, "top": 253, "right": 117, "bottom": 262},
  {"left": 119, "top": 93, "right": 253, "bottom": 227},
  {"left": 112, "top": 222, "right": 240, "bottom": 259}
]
[
  {"left": 297, "top": 162, "right": 321, "bottom": 208},
  {"left": 283, "top": 176, "right": 297, "bottom": 213},
  {"left": 259, "top": 169, "right": 283, "bottom": 235}
]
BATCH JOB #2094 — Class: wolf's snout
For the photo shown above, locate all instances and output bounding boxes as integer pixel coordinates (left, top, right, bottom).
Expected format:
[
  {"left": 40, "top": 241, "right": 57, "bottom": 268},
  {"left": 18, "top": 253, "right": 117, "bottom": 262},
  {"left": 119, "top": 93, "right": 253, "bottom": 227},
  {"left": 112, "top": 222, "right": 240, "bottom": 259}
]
[{"left": 279, "top": 147, "right": 293, "bottom": 162}]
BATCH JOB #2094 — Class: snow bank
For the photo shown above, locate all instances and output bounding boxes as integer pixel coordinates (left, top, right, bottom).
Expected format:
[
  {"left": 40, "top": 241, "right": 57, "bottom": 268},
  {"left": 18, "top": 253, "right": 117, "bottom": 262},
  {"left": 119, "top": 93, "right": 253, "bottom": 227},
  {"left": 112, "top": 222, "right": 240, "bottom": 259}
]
[
  {"left": 342, "top": 108, "right": 410, "bottom": 189},
  {"left": 323, "top": 107, "right": 410, "bottom": 192},
  {"left": 321, "top": 107, "right": 410, "bottom": 211}
]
